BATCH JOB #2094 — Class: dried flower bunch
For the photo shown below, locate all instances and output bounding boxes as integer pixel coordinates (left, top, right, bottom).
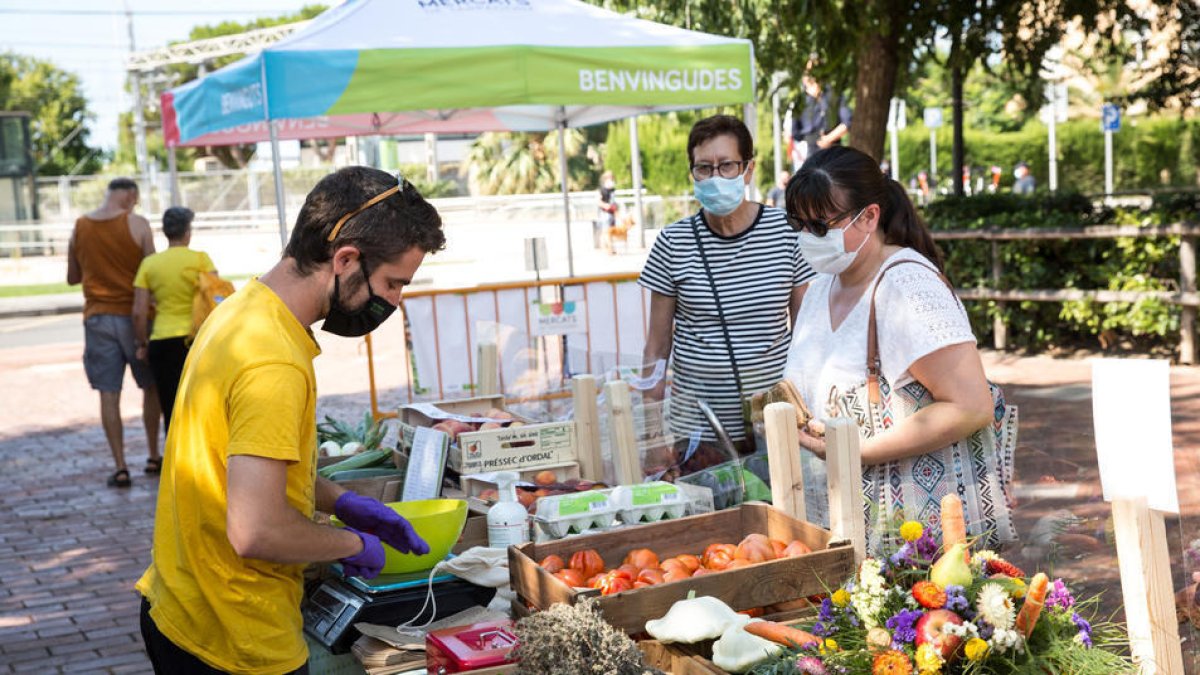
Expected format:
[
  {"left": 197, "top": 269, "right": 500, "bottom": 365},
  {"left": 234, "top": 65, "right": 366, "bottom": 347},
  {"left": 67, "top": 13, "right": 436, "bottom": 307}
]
[{"left": 512, "top": 597, "right": 664, "bottom": 675}]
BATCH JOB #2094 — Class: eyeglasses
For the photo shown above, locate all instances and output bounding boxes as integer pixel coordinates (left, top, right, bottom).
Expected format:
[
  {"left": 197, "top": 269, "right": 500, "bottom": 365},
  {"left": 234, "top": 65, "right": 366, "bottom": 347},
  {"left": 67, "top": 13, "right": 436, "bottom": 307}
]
[
  {"left": 691, "top": 160, "right": 748, "bottom": 181},
  {"left": 786, "top": 207, "right": 866, "bottom": 236}
]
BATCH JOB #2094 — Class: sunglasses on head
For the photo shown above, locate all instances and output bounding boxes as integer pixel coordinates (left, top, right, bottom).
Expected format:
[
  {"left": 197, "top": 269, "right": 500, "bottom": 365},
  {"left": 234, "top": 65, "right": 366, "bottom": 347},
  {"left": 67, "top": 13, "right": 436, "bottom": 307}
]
[{"left": 785, "top": 206, "right": 866, "bottom": 236}]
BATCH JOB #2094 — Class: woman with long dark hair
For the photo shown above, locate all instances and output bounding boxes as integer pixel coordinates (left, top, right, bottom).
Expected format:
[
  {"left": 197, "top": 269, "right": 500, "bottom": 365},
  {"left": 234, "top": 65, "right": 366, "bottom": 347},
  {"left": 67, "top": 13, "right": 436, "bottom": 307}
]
[{"left": 782, "top": 145, "right": 1015, "bottom": 549}]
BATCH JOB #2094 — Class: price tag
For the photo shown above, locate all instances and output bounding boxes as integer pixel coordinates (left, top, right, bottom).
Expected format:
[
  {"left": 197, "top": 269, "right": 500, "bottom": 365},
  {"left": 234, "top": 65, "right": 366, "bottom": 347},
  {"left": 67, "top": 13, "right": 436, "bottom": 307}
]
[
  {"left": 1092, "top": 359, "right": 1178, "bottom": 513},
  {"left": 402, "top": 427, "right": 448, "bottom": 502}
]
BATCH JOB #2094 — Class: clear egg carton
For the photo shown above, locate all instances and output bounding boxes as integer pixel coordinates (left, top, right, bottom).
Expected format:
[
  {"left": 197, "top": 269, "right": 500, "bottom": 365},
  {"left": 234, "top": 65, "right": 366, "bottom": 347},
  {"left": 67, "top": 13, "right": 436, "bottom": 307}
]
[
  {"left": 531, "top": 489, "right": 618, "bottom": 539},
  {"left": 612, "top": 481, "right": 714, "bottom": 524}
]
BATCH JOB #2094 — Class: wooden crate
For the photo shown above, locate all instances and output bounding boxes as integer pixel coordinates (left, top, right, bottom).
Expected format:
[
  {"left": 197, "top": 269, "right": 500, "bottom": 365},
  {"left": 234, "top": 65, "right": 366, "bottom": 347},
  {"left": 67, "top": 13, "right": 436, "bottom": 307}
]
[
  {"left": 637, "top": 612, "right": 819, "bottom": 675},
  {"left": 508, "top": 503, "right": 854, "bottom": 635}
]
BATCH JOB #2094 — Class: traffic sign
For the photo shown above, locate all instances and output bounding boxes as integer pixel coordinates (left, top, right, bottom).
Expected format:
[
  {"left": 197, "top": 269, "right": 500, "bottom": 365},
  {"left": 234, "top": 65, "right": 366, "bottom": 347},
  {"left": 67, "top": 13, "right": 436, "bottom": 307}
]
[
  {"left": 1102, "top": 103, "right": 1121, "bottom": 132},
  {"left": 923, "top": 107, "right": 943, "bottom": 129}
]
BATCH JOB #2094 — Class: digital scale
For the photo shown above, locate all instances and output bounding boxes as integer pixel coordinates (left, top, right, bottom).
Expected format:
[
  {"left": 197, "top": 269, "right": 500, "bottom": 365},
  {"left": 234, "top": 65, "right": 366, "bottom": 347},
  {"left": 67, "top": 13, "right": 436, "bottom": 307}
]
[{"left": 302, "top": 564, "right": 497, "bottom": 655}]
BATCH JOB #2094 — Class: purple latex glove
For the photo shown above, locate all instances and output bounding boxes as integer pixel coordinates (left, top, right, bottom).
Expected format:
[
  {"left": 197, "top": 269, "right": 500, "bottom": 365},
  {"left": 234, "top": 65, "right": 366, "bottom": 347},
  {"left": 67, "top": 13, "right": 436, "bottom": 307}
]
[
  {"left": 340, "top": 527, "right": 386, "bottom": 579},
  {"left": 334, "top": 492, "right": 431, "bottom": 556}
]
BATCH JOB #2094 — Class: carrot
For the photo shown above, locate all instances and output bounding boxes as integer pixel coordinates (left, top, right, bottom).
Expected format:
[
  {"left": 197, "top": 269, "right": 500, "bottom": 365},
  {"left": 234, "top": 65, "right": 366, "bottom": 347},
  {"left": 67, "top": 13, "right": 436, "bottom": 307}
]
[
  {"left": 1015, "top": 573, "right": 1049, "bottom": 637},
  {"left": 743, "top": 620, "right": 821, "bottom": 649},
  {"left": 940, "top": 494, "right": 968, "bottom": 562}
]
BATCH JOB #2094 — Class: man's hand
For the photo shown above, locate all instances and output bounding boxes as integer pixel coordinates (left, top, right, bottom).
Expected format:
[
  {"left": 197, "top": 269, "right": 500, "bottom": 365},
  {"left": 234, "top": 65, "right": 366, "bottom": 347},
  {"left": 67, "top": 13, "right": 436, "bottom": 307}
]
[
  {"left": 340, "top": 527, "right": 386, "bottom": 579},
  {"left": 334, "top": 493, "right": 430, "bottom": 555},
  {"left": 135, "top": 345, "right": 148, "bottom": 362}
]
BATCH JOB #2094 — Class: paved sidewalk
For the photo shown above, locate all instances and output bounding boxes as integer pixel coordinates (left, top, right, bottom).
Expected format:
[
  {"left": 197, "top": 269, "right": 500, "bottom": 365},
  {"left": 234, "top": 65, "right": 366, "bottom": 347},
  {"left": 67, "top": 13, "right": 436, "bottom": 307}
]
[
  {"left": 2, "top": 349, "right": 1200, "bottom": 672},
  {"left": 0, "top": 293, "right": 83, "bottom": 320}
]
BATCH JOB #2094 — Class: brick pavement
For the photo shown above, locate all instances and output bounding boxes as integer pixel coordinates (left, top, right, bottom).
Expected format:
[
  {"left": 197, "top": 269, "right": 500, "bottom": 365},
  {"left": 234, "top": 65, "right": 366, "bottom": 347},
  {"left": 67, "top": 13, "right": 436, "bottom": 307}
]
[{"left": 3, "top": 344, "right": 1200, "bottom": 672}]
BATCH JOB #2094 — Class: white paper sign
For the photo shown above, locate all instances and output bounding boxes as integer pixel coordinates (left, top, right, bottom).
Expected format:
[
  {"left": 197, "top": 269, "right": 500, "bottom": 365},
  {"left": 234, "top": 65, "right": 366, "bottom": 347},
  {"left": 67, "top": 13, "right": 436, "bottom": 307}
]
[
  {"left": 1091, "top": 359, "right": 1179, "bottom": 513},
  {"left": 402, "top": 427, "right": 448, "bottom": 502},
  {"left": 531, "top": 300, "right": 587, "bottom": 336}
]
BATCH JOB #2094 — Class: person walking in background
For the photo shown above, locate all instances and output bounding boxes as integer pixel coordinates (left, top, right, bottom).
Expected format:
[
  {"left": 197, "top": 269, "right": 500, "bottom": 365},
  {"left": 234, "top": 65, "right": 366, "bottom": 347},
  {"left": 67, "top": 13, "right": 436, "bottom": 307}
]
[
  {"left": 790, "top": 73, "right": 853, "bottom": 169},
  {"left": 597, "top": 170, "right": 620, "bottom": 252},
  {"left": 133, "top": 206, "right": 215, "bottom": 438},
  {"left": 1013, "top": 161, "right": 1036, "bottom": 194},
  {"left": 766, "top": 170, "right": 790, "bottom": 208},
  {"left": 66, "top": 177, "right": 162, "bottom": 488}
]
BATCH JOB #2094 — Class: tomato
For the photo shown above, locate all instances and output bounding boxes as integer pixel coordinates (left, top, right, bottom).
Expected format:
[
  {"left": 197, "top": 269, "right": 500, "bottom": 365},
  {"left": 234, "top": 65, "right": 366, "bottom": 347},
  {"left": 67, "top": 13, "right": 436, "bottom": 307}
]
[
  {"left": 539, "top": 554, "right": 565, "bottom": 574},
  {"left": 636, "top": 568, "right": 665, "bottom": 585},
  {"left": 703, "top": 543, "right": 736, "bottom": 570},
  {"left": 674, "top": 554, "right": 702, "bottom": 572},
  {"left": 623, "top": 548, "right": 660, "bottom": 569},
  {"left": 552, "top": 568, "right": 585, "bottom": 587},
  {"left": 769, "top": 539, "right": 788, "bottom": 559},
  {"left": 735, "top": 534, "right": 776, "bottom": 563},
  {"left": 612, "top": 564, "right": 639, "bottom": 582},
  {"left": 782, "top": 540, "right": 813, "bottom": 558},
  {"left": 569, "top": 549, "right": 605, "bottom": 579},
  {"left": 663, "top": 567, "right": 692, "bottom": 583},
  {"left": 596, "top": 573, "right": 634, "bottom": 596}
]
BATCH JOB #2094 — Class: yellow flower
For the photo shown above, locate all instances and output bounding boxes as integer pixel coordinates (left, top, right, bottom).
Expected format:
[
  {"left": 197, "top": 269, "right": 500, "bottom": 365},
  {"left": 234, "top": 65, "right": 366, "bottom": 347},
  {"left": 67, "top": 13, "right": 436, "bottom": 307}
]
[
  {"left": 914, "top": 643, "right": 943, "bottom": 672},
  {"left": 900, "top": 521, "right": 924, "bottom": 542},
  {"left": 965, "top": 637, "right": 990, "bottom": 661},
  {"left": 820, "top": 638, "right": 839, "bottom": 655},
  {"left": 1010, "top": 577, "right": 1027, "bottom": 599},
  {"left": 832, "top": 589, "right": 852, "bottom": 607}
]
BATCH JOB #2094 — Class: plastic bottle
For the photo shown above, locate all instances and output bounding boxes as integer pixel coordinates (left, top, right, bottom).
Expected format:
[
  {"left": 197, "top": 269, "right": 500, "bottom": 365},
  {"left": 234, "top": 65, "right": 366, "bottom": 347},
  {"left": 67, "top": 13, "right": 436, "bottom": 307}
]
[{"left": 487, "top": 471, "right": 530, "bottom": 548}]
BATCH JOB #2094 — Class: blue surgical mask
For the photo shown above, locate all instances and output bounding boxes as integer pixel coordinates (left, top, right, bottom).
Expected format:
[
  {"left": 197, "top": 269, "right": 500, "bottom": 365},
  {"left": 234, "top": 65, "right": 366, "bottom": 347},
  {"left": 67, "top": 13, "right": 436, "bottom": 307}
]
[{"left": 693, "top": 174, "right": 746, "bottom": 216}]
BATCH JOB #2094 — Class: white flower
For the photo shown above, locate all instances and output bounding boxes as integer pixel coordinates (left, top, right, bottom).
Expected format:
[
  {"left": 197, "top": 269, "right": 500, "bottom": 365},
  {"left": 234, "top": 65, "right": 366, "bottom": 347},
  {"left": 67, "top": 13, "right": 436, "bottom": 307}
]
[
  {"left": 942, "top": 621, "right": 980, "bottom": 639},
  {"left": 971, "top": 549, "right": 999, "bottom": 574},
  {"left": 976, "top": 583, "right": 1016, "bottom": 631},
  {"left": 988, "top": 627, "right": 1025, "bottom": 654},
  {"left": 850, "top": 559, "right": 887, "bottom": 629}
]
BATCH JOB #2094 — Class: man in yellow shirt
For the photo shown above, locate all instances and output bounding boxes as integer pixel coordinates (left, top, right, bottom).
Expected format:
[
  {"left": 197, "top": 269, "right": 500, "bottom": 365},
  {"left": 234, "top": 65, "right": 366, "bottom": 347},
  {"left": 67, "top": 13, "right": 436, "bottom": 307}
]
[
  {"left": 133, "top": 206, "right": 216, "bottom": 438},
  {"left": 136, "top": 167, "right": 444, "bottom": 674}
]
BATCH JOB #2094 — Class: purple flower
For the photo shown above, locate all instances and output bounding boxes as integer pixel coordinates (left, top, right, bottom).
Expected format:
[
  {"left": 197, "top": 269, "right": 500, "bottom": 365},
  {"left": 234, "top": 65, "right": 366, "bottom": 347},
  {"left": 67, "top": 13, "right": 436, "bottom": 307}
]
[
  {"left": 944, "top": 585, "right": 970, "bottom": 613},
  {"left": 889, "top": 542, "right": 915, "bottom": 568},
  {"left": 1046, "top": 578, "right": 1075, "bottom": 610},
  {"left": 795, "top": 656, "right": 828, "bottom": 674},
  {"left": 885, "top": 608, "right": 924, "bottom": 647},
  {"left": 913, "top": 532, "right": 939, "bottom": 560},
  {"left": 1072, "top": 612, "right": 1093, "bottom": 648},
  {"left": 975, "top": 618, "right": 995, "bottom": 641},
  {"left": 811, "top": 621, "right": 833, "bottom": 637}
]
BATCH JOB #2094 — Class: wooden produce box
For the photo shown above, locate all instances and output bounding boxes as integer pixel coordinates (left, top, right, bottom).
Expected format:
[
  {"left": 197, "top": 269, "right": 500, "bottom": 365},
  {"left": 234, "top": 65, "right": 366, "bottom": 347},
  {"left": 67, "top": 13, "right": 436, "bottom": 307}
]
[
  {"left": 508, "top": 503, "right": 854, "bottom": 635},
  {"left": 637, "top": 613, "right": 817, "bottom": 675}
]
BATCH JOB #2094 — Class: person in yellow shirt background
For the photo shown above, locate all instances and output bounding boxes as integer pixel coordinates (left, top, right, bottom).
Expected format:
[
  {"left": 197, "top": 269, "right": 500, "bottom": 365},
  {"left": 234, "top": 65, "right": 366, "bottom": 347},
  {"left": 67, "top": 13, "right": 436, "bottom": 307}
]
[
  {"left": 136, "top": 167, "right": 443, "bottom": 674},
  {"left": 132, "top": 206, "right": 215, "bottom": 440}
]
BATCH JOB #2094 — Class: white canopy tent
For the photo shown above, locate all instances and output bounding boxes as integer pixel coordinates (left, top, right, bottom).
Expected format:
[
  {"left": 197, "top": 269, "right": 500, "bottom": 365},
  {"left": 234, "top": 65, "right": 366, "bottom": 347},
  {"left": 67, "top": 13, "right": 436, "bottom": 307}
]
[{"left": 161, "top": 0, "right": 757, "bottom": 274}]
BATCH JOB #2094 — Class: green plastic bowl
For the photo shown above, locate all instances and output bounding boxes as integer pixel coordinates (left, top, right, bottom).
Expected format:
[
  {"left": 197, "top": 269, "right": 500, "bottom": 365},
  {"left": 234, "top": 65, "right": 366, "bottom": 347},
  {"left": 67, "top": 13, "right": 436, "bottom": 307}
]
[{"left": 333, "top": 498, "right": 467, "bottom": 574}]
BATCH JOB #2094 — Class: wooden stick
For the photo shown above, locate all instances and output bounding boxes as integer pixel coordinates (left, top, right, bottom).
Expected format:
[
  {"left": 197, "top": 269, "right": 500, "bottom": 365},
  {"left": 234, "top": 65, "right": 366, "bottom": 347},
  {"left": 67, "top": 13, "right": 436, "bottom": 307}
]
[
  {"left": 571, "top": 375, "right": 603, "bottom": 482},
  {"left": 476, "top": 341, "right": 499, "bottom": 396},
  {"left": 824, "top": 417, "right": 865, "bottom": 564},
  {"left": 1112, "top": 496, "right": 1184, "bottom": 674},
  {"left": 605, "top": 380, "right": 641, "bottom": 486},
  {"left": 763, "top": 402, "right": 805, "bottom": 522}
]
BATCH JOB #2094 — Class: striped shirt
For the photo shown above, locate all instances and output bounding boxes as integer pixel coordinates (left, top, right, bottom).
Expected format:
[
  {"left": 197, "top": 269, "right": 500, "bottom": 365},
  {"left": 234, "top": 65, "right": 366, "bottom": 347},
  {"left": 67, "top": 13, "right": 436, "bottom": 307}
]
[{"left": 639, "top": 204, "right": 816, "bottom": 442}]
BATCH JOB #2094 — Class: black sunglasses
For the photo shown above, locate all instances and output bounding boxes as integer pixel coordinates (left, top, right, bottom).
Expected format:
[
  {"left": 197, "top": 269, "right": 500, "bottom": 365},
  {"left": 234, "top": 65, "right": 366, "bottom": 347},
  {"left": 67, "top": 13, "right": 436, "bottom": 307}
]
[{"left": 786, "top": 207, "right": 865, "bottom": 236}]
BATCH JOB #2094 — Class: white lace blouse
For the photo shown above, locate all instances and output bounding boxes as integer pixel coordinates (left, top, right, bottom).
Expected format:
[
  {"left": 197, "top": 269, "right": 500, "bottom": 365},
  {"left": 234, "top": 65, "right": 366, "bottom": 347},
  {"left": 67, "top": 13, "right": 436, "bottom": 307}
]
[{"left": 782, "top": 247, "right": 977, "bottom": 524}]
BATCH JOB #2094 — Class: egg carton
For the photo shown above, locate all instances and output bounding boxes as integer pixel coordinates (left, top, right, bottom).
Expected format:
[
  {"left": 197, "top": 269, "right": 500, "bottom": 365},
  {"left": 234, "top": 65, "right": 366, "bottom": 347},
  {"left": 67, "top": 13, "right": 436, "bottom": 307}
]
[
  {"left": 531, "top": 489, "right": 619, "bottom": 539},
  {"left": 614, "top": 481, "right": 715, "bottom": 524}
]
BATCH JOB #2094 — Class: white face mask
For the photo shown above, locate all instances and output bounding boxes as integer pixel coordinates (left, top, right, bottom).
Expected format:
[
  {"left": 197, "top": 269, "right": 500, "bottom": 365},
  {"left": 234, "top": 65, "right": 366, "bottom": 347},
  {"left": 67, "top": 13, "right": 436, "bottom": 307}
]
[{"left": 797, "top": 208, "right": 870, "bottom": 275}]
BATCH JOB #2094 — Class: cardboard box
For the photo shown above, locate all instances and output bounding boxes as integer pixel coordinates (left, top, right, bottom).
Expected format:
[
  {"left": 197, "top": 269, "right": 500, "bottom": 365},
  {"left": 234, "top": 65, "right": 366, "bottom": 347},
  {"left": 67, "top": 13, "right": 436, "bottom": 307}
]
[
  {"left": 508, "top": 502, "right": 855, "bottom": 635},
  {"left": 461, "top": 462, "right": 583, "bottom": 512},
  {"left": 397, "top": 397, "right": 577, "bottom": 474}
]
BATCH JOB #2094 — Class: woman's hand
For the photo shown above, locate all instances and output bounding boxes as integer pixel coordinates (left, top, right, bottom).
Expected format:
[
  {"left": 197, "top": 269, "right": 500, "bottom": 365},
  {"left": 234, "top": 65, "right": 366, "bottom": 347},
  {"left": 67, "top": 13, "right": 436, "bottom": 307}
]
[{"left": 797, "top": 419, "right": 827, "bottom": 459}]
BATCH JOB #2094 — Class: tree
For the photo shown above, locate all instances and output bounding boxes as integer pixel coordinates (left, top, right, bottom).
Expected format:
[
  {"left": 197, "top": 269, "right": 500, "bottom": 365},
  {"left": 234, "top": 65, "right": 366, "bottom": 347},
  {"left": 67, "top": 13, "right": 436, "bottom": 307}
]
[
  {"left": 464, "top": 129, "right": 593, "bottom": 195},
  {"left": 0, "top": 53, "right": 101, "bottom": 175},
  {"left": 122, "top": 5, "right": 328, "bottom": 170}
]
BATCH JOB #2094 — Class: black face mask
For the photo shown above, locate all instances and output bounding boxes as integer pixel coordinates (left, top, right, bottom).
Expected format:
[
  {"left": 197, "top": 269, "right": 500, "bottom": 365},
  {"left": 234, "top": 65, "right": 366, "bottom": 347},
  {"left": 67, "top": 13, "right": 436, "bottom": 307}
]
[{"left": 321, "top": 261, "right": 396, "bottom": 337}]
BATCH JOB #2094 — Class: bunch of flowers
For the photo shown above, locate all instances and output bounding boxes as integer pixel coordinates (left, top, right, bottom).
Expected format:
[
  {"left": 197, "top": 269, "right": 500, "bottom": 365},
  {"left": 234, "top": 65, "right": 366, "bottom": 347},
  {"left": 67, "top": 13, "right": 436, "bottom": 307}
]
[{"left": 748, "top": 498, "right": 1132, "bottom": 675}]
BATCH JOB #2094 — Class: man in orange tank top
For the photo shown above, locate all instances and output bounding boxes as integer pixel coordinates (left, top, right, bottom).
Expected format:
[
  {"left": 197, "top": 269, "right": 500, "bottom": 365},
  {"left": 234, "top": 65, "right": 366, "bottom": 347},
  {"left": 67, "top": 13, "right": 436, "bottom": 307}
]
[{"left": 67, "top": 177, "right": 162, "bottom": 488}]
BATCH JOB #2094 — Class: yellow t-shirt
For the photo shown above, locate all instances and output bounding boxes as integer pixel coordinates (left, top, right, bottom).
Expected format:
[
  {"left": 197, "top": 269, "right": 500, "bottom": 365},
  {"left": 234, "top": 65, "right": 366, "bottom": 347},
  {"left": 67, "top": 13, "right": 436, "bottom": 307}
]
[
  {"left": 136, "top": 279, "right": 321, "bottom": 674},
  {"left": 132, "top": 247, "right": 216, "bottom": 340}
]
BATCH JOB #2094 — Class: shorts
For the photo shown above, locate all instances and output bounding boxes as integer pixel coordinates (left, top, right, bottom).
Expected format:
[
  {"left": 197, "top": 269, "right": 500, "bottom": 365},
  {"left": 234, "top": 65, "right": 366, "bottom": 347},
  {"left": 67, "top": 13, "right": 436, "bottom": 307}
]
[{"left": 83, "top": 314, "right": 153, "bottom": 392}]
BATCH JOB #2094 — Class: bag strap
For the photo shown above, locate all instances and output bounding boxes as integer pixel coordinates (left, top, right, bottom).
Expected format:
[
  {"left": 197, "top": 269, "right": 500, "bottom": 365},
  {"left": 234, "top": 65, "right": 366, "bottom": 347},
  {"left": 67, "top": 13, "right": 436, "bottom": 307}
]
[
  {"left": 865, "top": 258, "right": 959, "bottom": 405},
  {"left": 689, "top": 212, "right": 746, "bottom": 403}
]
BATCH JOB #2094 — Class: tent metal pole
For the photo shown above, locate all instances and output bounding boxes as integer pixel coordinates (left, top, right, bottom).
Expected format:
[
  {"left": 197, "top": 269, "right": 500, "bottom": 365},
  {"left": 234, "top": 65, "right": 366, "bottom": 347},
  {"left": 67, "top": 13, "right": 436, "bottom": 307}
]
[
  {"left": 269, "top": 120, "right": 288, "bottom": 249},
  {"left": 629, "top": 115, "right": 646, "bottom": 249},
  {"left": 167, "top": 145, "right": 180, "bottom": 205},
  {"left": 743, "top": 101, "right": 759, "bottom": 202},
  {"left": 771, "top": 73, "right": 783, "bottom": 180},
  {"left": 557, "top": 112, "right": 575, "bottom": 277}
]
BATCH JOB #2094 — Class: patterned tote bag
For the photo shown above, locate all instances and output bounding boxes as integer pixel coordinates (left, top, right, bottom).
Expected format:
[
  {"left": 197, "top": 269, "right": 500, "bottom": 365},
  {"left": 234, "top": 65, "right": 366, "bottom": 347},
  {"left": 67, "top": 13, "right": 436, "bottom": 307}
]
[{"left": 828, "top": 259, "right": 1018, "bottom": 554}]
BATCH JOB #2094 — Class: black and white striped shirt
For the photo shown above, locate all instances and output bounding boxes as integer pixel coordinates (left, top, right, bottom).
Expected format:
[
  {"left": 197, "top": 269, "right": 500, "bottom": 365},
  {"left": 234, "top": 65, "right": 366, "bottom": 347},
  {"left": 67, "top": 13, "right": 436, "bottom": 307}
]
[{"left": 639, "top": 204, "right": 816, "bottom": 442}]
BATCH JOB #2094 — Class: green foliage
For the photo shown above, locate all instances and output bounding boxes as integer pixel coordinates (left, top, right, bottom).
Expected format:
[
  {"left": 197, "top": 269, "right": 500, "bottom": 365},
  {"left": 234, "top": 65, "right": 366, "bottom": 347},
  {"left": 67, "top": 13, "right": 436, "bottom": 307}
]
[
  {"left": 0, "top": 53, "right": 101, "bottom": 175},
  {"left": 923, "top": 192, "right": 1194, "bottom": 354},
  {"left": 603, "top": 110, "right": 710, "bottom": 198},
  {"left": 886, "top": 116, "right": 1200, "bottom": 193},
  {"left": 463, "top": 129, "right": 594, "bottom": 195}
]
